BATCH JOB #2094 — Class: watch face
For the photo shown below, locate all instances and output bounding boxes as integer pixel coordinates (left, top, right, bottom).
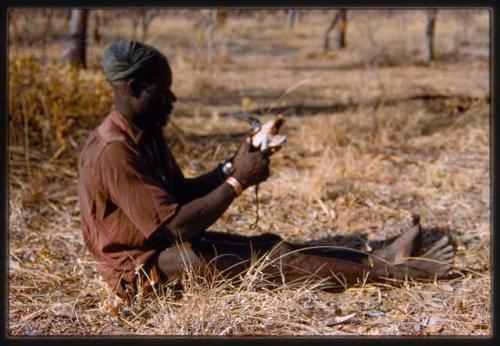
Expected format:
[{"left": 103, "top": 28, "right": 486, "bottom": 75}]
[{"left": 222, "top": 161, "right": 234, "bottom": 176}]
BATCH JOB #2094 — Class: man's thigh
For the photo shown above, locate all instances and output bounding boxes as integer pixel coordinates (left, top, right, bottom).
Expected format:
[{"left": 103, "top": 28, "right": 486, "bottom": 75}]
[
  {"left": 189, "top": 231, "right": 286, "bottom": 262},
  {"left": 156, "top": 232, "right": 287, "bottom": 280}
]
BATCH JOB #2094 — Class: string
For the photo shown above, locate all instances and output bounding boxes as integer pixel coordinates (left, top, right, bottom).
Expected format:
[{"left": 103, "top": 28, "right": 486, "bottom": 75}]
[{"left": 249, "top": 184, "right": 259, "bottom": 229}]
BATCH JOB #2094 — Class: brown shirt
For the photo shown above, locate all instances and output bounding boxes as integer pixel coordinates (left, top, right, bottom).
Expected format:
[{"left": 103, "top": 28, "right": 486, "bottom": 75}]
[{"left": 77, "top": 110, "right": 184, "bottom": 296}]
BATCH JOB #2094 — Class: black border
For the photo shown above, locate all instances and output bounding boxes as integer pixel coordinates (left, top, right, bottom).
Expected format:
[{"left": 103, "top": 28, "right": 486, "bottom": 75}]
[{"left": 1, "top": 1, "right": 498, "bottom": 345}]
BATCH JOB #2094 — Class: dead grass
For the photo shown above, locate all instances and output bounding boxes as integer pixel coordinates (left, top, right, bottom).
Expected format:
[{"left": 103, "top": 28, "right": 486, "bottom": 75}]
[{"left": 8, "top": 9, "right": 490, "bottom": 336}]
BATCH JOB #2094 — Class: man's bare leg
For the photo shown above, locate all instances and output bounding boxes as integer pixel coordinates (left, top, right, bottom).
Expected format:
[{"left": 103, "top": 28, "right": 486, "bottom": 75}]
[
  {"left": 156, "top": 215, "right": 456, "bottom": 287},
  {"left": 272, "top": 214, "right": 456, "bottom": 284},
  {"left": 157, "top": 242, "right": 207, "bottom": 282},
  {"left": 156, "top": 240, "right": 254, "bottom": 282}
]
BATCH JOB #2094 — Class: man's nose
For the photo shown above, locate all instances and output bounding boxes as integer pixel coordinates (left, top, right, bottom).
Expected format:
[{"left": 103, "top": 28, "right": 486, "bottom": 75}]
[{"left": 167, "top": 90, "right": 176, "bottom": 103}]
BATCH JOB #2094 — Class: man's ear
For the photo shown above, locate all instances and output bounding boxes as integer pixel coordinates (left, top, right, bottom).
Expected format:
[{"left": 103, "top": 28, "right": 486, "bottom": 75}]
[{"left": 126, "top": 79, "right": 145, "bottom": 98}]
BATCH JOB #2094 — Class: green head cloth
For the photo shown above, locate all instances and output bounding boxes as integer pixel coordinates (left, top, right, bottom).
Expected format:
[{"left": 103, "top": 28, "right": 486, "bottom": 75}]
[{"left": 101, "top": 40, "right": 167, "bottom": 82}]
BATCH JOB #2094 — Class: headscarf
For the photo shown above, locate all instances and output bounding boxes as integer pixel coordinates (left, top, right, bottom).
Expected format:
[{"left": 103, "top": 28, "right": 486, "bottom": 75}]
[{"left": 101, "top": 40, "right": 167, "bottom": 82}]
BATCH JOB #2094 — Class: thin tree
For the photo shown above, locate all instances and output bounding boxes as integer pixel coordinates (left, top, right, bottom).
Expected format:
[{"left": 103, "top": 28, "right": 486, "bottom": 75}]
[
  {"left": 41, "top": 9, "right": 53, "bottom": 46},
  {"left": 131, "top": 10, "right": 140, "bottom": 39},
  {"left": 90, "top": 9, "right": 101, "bottom": 44},
  {"left": 206, "top": 10, "right": 217, "bottom": 74},
  {"left": 141, "top": 10, "right": 158, "bottom": 41},
  {"left": 423, "top": 9, "right": 438, "bottom": 62},
  {"left": 287, "top": 9, "right": 296, "bottom": 29},
  {"left": 40, "top": 9, "right": 54, "bottom": 60},
  {"left": 8, "top": 9, "right": 20, "bottom": 46},
  {"left": 323, "top": 9, "right": 347, "bottom": 53},
  {"left": 64, "top": 9, "right": 88, "bottom": 68},
  {"left": 130, "top": 9, "right": 158, "bottom": 41},
  {"left": 458, "top": 10, "right": 471, "bottom": 47}
]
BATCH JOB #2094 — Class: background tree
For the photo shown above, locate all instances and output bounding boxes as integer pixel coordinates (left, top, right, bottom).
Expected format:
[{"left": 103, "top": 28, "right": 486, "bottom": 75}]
[
  {"left": 141, "top": 9, "right": 158, "bottom": 41},
  {"left": 287, "top": 10, "right": 296, "bottom": 30},
  {"left": 323, "top": 9, "right": 347, "bottom": 53},
  {"left": 90, "top": 10, "right": 101, "bottom": 44},
  {"left": 8, "top": 9, "right": 19, "bottom": 46},
  {"left": 131, "top": 9, "right": 159, "bottom": 41},
  {"left": 206, "top": 9, "right": 217, "bottom": 74},
  {"left": 41, "top": 9, "right": 53, "bottom": 47},
  {"left": 64, "top": 8, "right": 88, "bottom": 68},
  {"left": 193, "top": 9, "right": 228, "bottom": 74},
  {"left": 423, "top": 9, "right": 438, "bottom": 62}
]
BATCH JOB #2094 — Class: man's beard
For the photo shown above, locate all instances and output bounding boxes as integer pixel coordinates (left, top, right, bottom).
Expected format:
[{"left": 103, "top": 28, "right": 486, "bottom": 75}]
[{"left": 158, "top": 112, "right": 169, "bottom": 127}]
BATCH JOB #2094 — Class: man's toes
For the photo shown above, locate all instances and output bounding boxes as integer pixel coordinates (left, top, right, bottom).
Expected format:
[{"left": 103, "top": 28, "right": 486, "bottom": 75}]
[
  {"left": 442, "top": 251, "right": 455, "bottom": 260},
  {"left": 425, "top": 236, "right": 450, "bottom": 255},
  {"left": 435, "top": 235, "right": 450, "bottom": 248},
  {"left": 441, "top": 245, "right": 457, "bottom": 257},
  {"left": 441, "top": 245, "right": 455, "bottom": 255},
  {"left": 434, "top": 244, "right": 455, "bottom": 257}
]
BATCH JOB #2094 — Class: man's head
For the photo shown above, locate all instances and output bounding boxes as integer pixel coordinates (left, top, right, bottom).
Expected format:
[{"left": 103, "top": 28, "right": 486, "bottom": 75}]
[{"left": 101, "top": 40, "right": 176, "bottom": 129}]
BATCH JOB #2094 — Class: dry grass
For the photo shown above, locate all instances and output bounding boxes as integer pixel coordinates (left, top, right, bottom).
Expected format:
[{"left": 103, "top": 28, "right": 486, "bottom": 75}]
[{"left": 8, "top": 9, "right": 490, "bottom": 336}]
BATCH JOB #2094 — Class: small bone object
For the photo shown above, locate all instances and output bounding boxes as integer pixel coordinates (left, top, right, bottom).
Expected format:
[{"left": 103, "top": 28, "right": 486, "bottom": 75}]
[{"left": 251, "top": 116, "right": 286, "bottom": 151}]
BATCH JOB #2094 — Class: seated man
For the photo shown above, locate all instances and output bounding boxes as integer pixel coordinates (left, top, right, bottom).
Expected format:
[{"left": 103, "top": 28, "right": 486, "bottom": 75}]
[{"left": 77, "top": 40, "right": 456, "bottom": 299}]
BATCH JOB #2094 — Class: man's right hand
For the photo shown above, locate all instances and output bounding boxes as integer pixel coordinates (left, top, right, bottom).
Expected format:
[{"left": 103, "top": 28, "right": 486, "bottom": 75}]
[{"left": 232, "top": 137, "right": 270, "bottom": 188}]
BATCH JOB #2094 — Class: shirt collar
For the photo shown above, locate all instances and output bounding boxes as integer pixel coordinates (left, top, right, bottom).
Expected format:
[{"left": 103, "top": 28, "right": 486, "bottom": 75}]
[{"left": 108, "top": 109, "right": 144, "bottom": 145}]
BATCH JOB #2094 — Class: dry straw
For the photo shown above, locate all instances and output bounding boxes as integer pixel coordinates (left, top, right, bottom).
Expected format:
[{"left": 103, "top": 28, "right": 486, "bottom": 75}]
[{"left": 8, "top": 9, "right": 490, "bottom": 336}]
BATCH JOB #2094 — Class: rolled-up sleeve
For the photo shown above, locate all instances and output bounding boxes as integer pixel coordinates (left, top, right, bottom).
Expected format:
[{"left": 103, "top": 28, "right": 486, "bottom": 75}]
[{"left": 99, "top": 142, "right": 178, "bottom": 239}]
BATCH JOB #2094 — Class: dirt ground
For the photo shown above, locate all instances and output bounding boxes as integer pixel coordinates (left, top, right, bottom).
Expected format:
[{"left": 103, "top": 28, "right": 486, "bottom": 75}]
[{"left": 7, "top": 9, "right": 491, "bottom": 335}]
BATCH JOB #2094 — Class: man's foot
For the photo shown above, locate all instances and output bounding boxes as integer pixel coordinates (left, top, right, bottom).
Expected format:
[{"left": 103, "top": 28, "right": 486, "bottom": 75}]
[
  {"left": 395, "top": 235, "right": 456, "bottom": 279},
  {"left": 371, "top": 214, "right": 422, "bottom": 265},
  {"left": 368, "top": 214, "right": 456, "bottom": 280}
]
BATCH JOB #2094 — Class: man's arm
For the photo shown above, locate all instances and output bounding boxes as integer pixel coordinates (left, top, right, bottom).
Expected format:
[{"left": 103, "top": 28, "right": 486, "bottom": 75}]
[
  {"left": 163, "top": 180, "right": 237, "bottom": 241},
  {"left": 177, "top": 166, "right": 225, "bottom": 204},
  {"left": 162, "top": 139, "right": 269, "bottom": 242}
]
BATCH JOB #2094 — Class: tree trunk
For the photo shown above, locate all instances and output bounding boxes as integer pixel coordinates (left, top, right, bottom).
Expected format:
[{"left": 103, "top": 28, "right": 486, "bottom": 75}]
[
  {"left": 334, "top": 9, "right": 347, "bottom": 49},
  {"left": 459, "top": 10, "right": 470, "bottom": 46},
  {"left": 65, "top": 9, "right": 88, "bottom": 68},
  {"left": 42, "top": 9, "right": 53, "bottom": 44},
  {"left": 66, "top": 9, "right": 72, "bottom": 23},
  {"left": 206, "top": 10, "right": 217, "bottom": 74},
  {"left": 131, "top": 10, "right": 139, "bottom": 39},
  {"left": 323, "top": 9, "right": 347, "bottom": 53},
  {"left": 286, "top": 9, "right": 296, "bottom": 29},
  {"left": 9, "top": 9, "right": 20, "bottom": 46},
  {"left": 141, "top": 10, "right": 157, "bottom": 41},
  {"left": 41, "top": 9, "right": 53, "bottom": 60},
  {"left": 423, "top": 9, "right": 438, "bottom": 62},
  {"left": 91, "top": 10, "right": 101, "bottom": 44}
]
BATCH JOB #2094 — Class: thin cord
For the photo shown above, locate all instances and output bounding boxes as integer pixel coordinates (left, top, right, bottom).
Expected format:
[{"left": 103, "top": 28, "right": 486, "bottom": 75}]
[{"left": 249, "top": 184, "right": 259, "bottom": 229}]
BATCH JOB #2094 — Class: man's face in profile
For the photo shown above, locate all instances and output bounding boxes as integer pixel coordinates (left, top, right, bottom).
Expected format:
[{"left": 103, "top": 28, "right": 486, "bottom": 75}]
[{"left": 139, "top": 64, "right": 176, "bottom": 128}]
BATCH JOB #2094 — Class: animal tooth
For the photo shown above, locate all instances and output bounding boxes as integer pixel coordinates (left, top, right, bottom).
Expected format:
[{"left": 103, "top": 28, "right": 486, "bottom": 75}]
[{"left": 269, "top": 135, "right": 286, "bottom": 148}]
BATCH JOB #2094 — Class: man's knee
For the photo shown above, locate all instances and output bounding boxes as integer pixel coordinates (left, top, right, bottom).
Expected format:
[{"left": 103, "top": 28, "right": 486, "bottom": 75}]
[{"left": 157, "top": 242, "right": 204, "bottom": 279}]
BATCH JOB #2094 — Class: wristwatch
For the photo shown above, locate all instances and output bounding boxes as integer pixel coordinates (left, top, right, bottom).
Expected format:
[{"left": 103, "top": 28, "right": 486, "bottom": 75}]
[{"left": 221, "top": 159, "right": 235, "bottom": 178}]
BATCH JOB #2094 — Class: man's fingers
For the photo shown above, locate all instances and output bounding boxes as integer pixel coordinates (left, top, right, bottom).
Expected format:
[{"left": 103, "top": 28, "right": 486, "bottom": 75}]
[
  {"left": 261, "top": 148, "right": 273, "bottom": 157},
  {"left": 237, "top": 137, "right": 251, "bottom": 154}
]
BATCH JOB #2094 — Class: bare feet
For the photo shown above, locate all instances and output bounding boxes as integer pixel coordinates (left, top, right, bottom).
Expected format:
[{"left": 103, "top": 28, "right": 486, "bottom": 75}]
[
  {"left": 367, "top": 214, "right": 456, "bottom": 280},
  {"left": 371, "top": 214, "right": 422, "bottom": 265},
  {"left": 395, "top": 235, "right": 456, "bottom": 279}
]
